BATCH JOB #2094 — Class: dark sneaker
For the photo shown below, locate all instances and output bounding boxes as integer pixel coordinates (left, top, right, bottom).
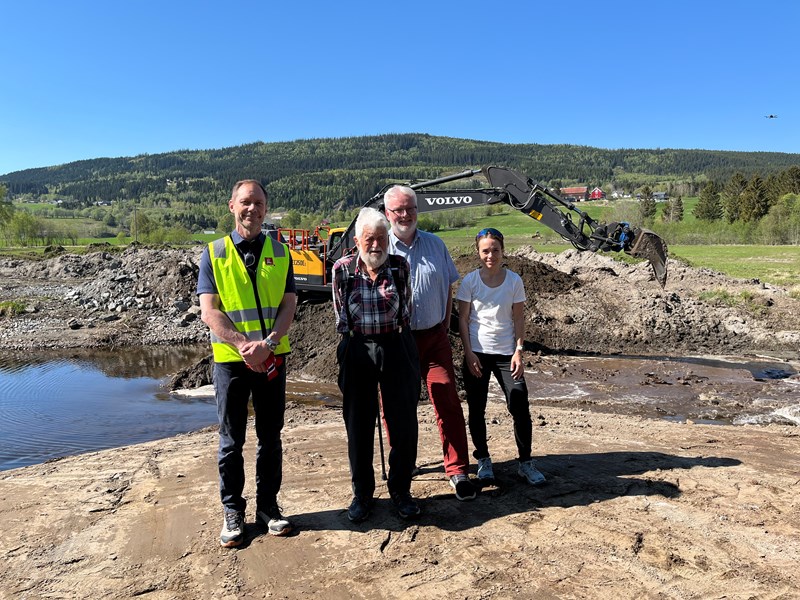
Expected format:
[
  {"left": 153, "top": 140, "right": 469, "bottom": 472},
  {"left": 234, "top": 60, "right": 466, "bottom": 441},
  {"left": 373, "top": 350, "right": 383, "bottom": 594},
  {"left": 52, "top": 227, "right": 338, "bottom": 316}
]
[
  {"left": 390, "top": 491, "right": 421, "bottom": 519},
  {"left": 517, "top": 459, "right": 546, "bottom": 485},
  {"left": 449, "top": 474, "right": 477, "bottom": 501},
  {"left": 347, "top": 496, "right": 373, "bottom": 523},
  {"left": 256, "top": 504, "right": 294, "bottom": 536},
  {"left": 476, "top": 456, "right": 495, "bottom": 481},
  {"left": 220, "top": 510, "right": 244, "bottom": 548}
]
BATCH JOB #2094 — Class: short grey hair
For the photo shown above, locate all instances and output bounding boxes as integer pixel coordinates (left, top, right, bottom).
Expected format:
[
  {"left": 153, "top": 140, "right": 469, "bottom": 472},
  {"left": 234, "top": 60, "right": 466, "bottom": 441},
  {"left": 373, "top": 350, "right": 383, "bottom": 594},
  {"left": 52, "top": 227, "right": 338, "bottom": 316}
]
[
  {"left": 231, "top": 179, "right": 268, "bottom": 202},
  {"left": 355, "top": 207, "right": 389, "bottom": 238},
  {"left": 383, "top": 185, "right": 417, "bottom": 207}
]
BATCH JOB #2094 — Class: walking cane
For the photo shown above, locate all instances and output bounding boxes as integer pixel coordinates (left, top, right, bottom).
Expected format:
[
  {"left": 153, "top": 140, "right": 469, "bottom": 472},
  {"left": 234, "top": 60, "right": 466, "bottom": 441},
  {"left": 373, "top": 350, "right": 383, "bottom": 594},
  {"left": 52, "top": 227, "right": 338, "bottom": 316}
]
[{"left": 376, "top": 413, "right": 387, "bottom": 481}]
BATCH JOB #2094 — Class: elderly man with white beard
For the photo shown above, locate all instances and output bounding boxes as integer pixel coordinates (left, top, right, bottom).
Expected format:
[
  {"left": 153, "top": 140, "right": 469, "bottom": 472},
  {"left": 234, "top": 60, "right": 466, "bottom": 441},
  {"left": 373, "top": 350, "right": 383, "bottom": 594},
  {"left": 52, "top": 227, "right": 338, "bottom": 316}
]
[{"left": 332, "top": 207, "right": 422, "bottom": 523}]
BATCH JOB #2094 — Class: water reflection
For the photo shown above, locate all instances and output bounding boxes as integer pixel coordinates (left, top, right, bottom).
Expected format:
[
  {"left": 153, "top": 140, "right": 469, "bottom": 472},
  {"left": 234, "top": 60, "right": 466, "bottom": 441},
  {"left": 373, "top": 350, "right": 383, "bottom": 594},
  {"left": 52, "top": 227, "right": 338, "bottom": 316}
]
[
  {"left": 0, "top": 345, "right": 214, "bottom": 471},
  {"left": 0, "top": 345, "right": 211, "bottom": 379}
]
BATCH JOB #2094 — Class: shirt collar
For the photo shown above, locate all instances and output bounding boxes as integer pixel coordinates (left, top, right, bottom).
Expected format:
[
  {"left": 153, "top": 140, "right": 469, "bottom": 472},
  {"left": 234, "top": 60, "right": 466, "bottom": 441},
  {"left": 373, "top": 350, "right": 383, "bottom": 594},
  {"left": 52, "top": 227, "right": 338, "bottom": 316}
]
[
  {"left": 230, "top": 230, "right": 265, "bottom": 247},
  {"left": 389, "top": 228, "right": 418, "bottom": 248}
]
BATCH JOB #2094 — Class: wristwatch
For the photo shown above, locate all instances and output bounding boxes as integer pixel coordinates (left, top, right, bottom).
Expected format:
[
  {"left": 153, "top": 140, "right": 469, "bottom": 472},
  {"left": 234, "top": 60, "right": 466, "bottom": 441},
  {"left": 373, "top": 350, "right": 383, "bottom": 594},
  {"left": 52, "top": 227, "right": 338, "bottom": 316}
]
[
  {"left": 265, "top": 337, "right": 278, "bottom": 352},
  {"left": 515, "top": 345, "right": 524, "bottom": 352}
]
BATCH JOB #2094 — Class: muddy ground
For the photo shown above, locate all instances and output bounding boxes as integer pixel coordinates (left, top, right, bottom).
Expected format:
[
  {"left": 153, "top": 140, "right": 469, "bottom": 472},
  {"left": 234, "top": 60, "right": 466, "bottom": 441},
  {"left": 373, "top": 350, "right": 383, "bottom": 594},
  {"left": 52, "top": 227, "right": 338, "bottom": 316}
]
[{"left": 1, "top": 244, "right": 799, "bottom": 599}]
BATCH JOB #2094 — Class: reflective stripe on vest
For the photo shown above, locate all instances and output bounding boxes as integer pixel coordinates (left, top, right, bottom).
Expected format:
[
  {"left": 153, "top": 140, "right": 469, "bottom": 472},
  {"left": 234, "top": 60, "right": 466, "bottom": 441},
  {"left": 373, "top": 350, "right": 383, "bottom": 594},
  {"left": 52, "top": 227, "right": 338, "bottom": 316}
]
[{"left": 209, "top": 235, "right": 291, "bottom": 362}]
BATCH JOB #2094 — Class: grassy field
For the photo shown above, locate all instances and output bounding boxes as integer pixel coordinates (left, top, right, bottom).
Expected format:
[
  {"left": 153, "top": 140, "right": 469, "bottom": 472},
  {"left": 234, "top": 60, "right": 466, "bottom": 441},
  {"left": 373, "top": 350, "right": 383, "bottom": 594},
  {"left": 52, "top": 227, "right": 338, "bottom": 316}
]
[{"left": 668, "top": 245, "right": 800, "bottom": 287}]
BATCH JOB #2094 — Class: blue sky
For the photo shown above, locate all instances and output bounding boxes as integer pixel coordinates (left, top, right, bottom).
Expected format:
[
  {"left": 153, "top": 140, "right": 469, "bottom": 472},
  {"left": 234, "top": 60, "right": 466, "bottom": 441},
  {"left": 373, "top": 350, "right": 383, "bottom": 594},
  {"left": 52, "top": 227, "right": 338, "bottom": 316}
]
[{"left": 1, "top": 0, "right": 797, "bottom": 176}]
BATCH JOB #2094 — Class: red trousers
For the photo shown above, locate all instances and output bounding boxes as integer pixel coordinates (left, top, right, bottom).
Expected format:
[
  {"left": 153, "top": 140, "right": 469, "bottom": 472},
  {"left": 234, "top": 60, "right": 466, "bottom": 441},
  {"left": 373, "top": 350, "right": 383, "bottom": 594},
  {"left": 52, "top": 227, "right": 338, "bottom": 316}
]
[{"left": 412, "top": 324, "right": 470, "bottom": 476}]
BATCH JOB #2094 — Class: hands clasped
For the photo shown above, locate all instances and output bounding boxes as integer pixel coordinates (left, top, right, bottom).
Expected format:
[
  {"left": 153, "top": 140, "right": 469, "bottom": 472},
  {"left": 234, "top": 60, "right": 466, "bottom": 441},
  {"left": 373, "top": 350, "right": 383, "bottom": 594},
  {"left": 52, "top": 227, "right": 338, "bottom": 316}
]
[{"left": 240, "top": 340, "right": 272, "bottom": 373}]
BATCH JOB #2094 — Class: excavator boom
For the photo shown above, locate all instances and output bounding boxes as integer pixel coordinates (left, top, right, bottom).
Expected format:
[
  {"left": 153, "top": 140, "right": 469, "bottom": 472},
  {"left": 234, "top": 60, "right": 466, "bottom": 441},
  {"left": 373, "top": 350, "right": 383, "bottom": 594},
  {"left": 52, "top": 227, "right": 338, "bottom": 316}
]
[
  {"left": 408, "top": 166, "right": 668, "bottom": 287},
  {"left": 290, "top": 165, "right": 668, "bottom": 294}
]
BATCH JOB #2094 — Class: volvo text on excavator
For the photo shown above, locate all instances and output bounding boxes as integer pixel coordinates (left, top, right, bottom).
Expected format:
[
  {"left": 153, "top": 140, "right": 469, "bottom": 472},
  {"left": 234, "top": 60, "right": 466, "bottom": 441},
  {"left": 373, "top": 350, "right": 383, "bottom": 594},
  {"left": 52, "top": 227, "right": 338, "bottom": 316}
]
[{"left": 273, "top": 165, "right": 668, "bottom": 294}]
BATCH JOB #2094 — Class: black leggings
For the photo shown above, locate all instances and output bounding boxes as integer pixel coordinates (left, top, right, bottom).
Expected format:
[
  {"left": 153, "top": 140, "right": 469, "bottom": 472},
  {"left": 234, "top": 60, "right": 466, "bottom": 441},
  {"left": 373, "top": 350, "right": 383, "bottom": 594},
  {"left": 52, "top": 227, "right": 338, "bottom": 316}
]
[{"left": 462, "top": 352, "right": 532, "bottom": 462}]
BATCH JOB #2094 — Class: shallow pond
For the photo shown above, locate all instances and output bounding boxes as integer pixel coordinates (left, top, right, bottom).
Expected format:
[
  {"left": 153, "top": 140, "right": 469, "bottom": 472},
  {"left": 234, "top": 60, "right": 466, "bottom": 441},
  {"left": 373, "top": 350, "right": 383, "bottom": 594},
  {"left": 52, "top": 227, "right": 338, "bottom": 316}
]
[
  {"left": 524, "top": 353, "right": 800, "bottom": 426},
  {"left": 0, "top": 346, "right": 214, "bottom": 471}
]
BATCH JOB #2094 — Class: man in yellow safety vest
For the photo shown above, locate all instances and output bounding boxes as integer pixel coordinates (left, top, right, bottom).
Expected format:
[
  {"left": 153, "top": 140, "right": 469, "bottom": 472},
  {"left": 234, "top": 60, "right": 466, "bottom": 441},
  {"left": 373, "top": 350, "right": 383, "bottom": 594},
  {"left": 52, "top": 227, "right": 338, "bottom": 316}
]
[{"left": 197, "top": 179, "right": 297, "bottom": 547}]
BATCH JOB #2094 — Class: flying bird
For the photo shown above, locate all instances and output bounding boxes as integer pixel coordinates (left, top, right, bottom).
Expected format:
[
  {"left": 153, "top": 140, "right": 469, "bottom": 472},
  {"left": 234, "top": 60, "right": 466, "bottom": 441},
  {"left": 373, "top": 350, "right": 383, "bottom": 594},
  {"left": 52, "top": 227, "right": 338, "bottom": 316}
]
[{"left": 765, "top": 114, "right": 778, "bottom": 119}]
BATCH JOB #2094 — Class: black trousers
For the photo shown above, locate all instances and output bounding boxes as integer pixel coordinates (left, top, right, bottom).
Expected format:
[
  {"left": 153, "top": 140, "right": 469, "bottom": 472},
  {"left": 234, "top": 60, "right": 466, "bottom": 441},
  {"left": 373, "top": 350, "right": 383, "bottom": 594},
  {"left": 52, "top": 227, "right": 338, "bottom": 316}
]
[
  {"left": 462, "top": 352, "right": 532, "bottom": 462},
  {"left": 337, "top": 329, "right": 420, "bottom": 499},
  {"left": 214, "top": 360, "right": 286, "bottom": 514}
]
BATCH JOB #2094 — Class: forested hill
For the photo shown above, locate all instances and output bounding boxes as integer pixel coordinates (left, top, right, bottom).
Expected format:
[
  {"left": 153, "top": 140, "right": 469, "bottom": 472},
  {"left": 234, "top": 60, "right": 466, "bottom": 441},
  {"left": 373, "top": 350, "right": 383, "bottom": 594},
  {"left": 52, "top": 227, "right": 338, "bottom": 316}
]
[{"left": 3, "top": 133, "right": 799, "bottom": 212}]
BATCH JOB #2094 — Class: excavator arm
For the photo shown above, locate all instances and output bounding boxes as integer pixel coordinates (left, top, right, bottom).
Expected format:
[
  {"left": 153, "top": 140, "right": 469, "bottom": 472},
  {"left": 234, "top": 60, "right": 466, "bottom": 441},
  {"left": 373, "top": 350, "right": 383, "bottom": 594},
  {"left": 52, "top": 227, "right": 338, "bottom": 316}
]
[
  {"left": 409, "top": 165, "right": 668, "bottom": 287},
  {"left": 313, "top": 165, "right": 668, "bottom": 294}
]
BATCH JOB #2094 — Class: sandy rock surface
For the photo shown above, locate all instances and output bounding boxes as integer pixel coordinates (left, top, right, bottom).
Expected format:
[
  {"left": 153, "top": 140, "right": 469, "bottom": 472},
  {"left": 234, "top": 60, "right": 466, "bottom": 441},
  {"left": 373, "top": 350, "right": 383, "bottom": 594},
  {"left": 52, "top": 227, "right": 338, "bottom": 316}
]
[{"left": 1, "top": 401, "right": 798, "bottom": 599}]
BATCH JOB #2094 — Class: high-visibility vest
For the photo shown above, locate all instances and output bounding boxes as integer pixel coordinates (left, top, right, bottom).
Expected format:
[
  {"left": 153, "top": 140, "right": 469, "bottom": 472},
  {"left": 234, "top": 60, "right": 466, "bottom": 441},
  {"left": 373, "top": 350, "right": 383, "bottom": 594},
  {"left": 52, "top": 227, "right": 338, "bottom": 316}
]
[{"left": 208, "top": 235, "right": 291, "bottom": 363}]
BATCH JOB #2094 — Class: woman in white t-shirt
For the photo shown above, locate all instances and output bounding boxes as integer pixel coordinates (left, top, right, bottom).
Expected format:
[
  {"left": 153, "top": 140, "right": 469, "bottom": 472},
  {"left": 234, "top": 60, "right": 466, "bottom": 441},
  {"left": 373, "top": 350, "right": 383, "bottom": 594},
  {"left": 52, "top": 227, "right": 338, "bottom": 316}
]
[{"left": 455, "top": 227, "right": 545, "bottom": 486}]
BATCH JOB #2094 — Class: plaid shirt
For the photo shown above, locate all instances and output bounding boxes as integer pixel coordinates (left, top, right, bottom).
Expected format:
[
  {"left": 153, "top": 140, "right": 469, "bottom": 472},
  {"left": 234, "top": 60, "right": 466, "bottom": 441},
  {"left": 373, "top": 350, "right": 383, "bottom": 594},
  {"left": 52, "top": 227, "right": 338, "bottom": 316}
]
[{"left": 332, "top": 253, "right": 411, "bottom": 335}]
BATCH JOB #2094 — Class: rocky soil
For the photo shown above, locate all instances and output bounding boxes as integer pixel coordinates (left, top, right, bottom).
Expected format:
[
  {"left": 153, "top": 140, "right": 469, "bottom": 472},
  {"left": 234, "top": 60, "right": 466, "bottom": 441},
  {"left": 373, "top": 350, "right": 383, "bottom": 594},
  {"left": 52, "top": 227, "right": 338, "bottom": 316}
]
[{"left": 3, "top": 243, "right": 799, "bottom": 383}]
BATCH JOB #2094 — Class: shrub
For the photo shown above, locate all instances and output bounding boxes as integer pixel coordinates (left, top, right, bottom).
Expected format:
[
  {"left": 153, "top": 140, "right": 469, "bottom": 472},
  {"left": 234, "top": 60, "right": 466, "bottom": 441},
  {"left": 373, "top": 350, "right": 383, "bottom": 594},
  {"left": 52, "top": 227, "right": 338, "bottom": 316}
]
[{"left": 0, "top": 300, "right": 26, "bottom": 317}]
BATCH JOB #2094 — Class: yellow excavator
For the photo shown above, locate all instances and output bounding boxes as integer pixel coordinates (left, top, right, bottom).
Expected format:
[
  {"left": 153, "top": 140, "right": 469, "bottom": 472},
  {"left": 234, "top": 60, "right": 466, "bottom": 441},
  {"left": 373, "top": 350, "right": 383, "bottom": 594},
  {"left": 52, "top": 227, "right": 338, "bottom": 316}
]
[{"left": 272, "top": 165, "right": 668, "bottom": 295}]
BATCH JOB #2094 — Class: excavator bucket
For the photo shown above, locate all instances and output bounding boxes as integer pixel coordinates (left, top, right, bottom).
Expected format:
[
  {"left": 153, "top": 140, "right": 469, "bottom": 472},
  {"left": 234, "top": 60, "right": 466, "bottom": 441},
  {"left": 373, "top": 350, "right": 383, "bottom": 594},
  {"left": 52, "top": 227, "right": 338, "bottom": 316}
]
[{"left": 628, "top": 229, "right": 668, "bottom": 288}]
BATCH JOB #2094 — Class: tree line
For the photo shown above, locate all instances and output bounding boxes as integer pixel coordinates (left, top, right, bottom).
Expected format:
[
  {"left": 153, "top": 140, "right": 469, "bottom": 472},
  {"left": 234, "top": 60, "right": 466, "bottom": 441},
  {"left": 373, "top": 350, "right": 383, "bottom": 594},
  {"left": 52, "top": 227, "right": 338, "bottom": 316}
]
[
  {"left": 4, "top": 134, "right": 800, "bottom": 211},
  {"left": 631, "top": 166, "right": 800, "bottom": 245},
  {"left": 2, "top": 134, "right": 800, "bottom": 246}
]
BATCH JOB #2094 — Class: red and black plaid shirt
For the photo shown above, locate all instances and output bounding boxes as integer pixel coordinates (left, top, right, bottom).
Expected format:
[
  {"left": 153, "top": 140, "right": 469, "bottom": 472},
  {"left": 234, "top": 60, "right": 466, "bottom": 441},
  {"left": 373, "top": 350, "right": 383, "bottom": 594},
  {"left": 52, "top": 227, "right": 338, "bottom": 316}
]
[{"left": 332, "top": 253, "right": 411, "bottom": 335}]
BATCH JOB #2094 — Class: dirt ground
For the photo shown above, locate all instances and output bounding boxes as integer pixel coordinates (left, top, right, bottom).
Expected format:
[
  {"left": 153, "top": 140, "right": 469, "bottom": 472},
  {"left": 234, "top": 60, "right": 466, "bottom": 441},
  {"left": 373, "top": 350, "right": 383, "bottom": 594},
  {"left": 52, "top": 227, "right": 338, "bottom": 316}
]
[
  {"left": 1, "top": 244, "right": 800, "bottom": 599},
  {"left": 1, "top": 401, "right": 798, "bottom": 599}
]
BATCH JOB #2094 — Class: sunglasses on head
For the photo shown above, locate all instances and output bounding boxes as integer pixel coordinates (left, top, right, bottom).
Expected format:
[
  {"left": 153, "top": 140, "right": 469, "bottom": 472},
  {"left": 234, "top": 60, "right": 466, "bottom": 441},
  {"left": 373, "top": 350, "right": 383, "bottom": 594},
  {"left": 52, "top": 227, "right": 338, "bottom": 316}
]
[{"left": 476, "top": 227, "right": 504, "bottom": 241}]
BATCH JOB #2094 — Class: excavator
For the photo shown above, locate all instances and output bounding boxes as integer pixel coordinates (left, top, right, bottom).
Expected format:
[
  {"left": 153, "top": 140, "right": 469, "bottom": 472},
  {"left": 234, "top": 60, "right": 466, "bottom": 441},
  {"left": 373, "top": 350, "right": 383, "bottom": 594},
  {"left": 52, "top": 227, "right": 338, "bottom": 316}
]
[{"left": 275, "top": 165, "right": 668, "bottom": 294}]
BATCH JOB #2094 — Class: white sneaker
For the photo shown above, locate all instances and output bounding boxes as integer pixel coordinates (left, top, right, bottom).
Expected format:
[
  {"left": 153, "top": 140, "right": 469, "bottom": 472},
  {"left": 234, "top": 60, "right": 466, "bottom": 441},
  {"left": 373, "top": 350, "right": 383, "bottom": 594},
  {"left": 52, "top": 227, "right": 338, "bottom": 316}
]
[
  {"left": 476, "top": 456, "right": 494, "bottom": 480},
  {"left": 220, "top": 510, "right": 244, "bottom": 547},
  {"left": 256, "top": 505, "right": 294, "bottom": 536},
  {"left": 517, "top": 459, "right": 546, "bottom": 485}
]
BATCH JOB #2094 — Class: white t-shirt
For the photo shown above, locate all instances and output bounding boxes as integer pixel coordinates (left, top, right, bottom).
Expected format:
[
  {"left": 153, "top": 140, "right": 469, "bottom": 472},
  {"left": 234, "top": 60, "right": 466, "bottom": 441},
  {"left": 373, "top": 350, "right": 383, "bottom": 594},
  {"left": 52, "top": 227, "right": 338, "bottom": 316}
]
[{"left": 455, "top": 268, "right": 526, "bottom": 355}]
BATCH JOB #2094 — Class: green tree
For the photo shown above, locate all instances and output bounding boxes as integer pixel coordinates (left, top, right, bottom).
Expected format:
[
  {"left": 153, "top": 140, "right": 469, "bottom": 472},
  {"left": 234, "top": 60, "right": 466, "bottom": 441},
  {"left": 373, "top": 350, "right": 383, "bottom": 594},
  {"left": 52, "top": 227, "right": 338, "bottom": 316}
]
[
  {"left": 779, "top": 166, "right": 800, "bottom": 195},
  {"left": 216, "top": 212, "right": 234, "bottom": 233},
  {"left": 638, "top": 186, "right": 656, "bottom": 223},
  {"left": 130, "top": 210, "right": 156, "bottom": 241},
  {"left": 661, "top": 197, "right": 673, "bottom": 222},
  {"left": 670, "top": 195, "right": 684, "bottom": 222},
  {"left": 3, "top": 212, "right": 44, "bottom": 246},
  {"left": 721, "top": 172, "right": 747, "bottom": 223},
  {"left": 281, "top": 210, "right": 302, "bottom": 228},
  {"left": 0, "top": 184, "right": 13, "bottom": 225},
  {"left": 756, "top": 194, "right": 800, "bottom": 244},
  {"left": 694, "top": 182, "right": 723, "bottom": 221},
  {"left": 739, "top": 175, "right": 770, "bottom": 223}
]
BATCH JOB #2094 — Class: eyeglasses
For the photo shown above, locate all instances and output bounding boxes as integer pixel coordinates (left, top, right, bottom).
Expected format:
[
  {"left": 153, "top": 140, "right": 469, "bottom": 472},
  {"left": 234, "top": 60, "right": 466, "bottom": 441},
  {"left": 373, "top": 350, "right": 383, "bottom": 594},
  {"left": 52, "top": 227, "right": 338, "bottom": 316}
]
[
  {"left": 243, "top": 251, "right": 256, "bottom": 269},
  {"left": 386, "top": 206, "right": 417, "bottom": 217},
  {"left": 476, "top": 227, "right": 504, "bottom": 240}
]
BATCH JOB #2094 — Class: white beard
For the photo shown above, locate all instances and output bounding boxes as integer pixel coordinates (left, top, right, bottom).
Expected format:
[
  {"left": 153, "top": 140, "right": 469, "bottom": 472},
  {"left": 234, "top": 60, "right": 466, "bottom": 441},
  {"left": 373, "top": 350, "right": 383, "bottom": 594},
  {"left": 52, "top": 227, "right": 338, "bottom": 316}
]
[
  {"left": 391, "top": 222, "right": 415, "bottom": 240},
  {"left": 360, "top": 249, "right": 388, "bottom": 270}
]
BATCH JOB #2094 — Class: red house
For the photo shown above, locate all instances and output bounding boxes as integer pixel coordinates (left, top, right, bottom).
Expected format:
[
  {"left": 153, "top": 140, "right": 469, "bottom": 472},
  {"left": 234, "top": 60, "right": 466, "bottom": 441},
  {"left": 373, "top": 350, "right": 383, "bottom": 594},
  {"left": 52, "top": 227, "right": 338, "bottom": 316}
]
[
  {"left": 589, "top": 187, "right": 606, "bottom": 200},
  {"left": 561, "top": 186, "right": 588, "bottom": 202}
]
